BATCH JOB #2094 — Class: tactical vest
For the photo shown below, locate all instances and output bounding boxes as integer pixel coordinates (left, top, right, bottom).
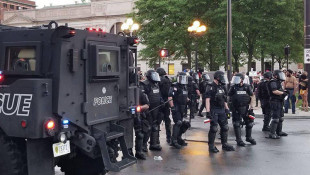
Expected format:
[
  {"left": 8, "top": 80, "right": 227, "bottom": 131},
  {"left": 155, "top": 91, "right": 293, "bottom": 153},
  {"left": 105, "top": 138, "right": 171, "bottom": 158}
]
[
  {"left": 231, "top": 85, "right": 251, "bottom": 107},
  {"left": 142, "top": 80, "right": 161, "bottom": 107},
  {"left": 173, "top": 84, "right": 188, "bottom": 105},
  {"left": 211, "top": 84, "right": 226, "bottom": 108},
  {"left": 269, "top": 79, "right": 284, "bottom": 102}
]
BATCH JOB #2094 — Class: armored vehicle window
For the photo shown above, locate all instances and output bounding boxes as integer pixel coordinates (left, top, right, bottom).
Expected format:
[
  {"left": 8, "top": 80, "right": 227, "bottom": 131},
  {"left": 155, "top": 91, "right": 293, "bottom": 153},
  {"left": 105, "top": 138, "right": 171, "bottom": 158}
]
[
  {"left": 98, "top": 50, "right": 119, "bottom": 73},
  {"left": 5, "top": 46, "right": 37, "bottom": 72}
]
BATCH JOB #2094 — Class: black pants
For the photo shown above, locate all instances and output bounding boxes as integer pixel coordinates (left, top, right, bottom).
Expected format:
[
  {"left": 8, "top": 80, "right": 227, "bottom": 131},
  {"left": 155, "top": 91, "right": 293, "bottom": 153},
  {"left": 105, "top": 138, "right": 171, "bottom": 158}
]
[
  {"left": 208, "top": 108, "right": 229, "bottom": 146},
  {"left": 199, "top": 98, "right": 206, "bottom": 114},
  {"left": 261, "top": 99, "right": 272, "bottom": 127}
]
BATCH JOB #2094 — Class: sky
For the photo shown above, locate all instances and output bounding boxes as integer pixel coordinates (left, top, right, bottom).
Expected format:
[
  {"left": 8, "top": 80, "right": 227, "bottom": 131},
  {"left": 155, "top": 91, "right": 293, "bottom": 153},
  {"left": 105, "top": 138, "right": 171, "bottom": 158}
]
[{"left": 34, "top": 0, "right": 90, "bottom": 8}]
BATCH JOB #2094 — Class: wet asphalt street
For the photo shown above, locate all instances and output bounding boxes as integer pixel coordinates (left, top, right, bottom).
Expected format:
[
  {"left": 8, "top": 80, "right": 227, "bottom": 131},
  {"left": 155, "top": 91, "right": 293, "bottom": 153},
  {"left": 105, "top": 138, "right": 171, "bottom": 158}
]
[{"left": 56, "top": 117, "right": 310, "bottom": 175}]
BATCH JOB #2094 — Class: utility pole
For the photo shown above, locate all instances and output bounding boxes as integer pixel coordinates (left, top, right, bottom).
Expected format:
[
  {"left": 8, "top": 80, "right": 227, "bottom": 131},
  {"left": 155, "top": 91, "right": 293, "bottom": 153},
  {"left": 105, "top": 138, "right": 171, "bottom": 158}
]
[
  {"left": 227, "top": 0, "right": 232, "bottom": 85},
  {"left": 305, "top": 0, "right": 310, "bottom": 105}
]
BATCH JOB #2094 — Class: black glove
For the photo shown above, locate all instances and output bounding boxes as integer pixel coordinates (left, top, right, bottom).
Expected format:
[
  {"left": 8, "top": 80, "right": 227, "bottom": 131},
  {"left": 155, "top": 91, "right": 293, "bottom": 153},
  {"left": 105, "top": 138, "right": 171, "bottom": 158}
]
[
  {"left": 206, "top": 112, "right": 212, "bottom": 119},
  {"left": 225, "top": 109, "right": 231, "bottom": 119},
  {"left": 248, "top": 109, "right": 255, "bottom": 116}
]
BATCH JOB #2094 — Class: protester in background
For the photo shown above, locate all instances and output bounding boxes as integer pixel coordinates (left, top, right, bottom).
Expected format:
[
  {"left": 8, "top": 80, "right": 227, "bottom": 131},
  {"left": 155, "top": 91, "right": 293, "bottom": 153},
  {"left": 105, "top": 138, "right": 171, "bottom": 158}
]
[
  {"left": 300, "top": 72, "right": 309, "bottom": 112},
  {"left": 253, "top": 77, "right": 260, "bottom": 107},
  {"left": 284, "top": 69, "right": 297, "bottom": 114}
]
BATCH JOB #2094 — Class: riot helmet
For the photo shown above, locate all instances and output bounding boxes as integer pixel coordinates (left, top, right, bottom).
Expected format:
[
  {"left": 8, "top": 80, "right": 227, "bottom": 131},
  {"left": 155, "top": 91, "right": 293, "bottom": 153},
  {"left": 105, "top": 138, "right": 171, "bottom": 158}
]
[
  {"left": 273, "top": 70, "right": 286, "bottom": 81},
  {"left": 146, "top": 70, "right": 161, "bottom": 82},
  {"left": 202, "top": 73, "right": 210, "bottom": 82},
  {"left": 177, "top": 72, "right": 188, "bottom": 85},
  {"left": 214, "top": 71, "right": 226, "bottom": 85},
  {"left": 156, "top": 67, "right": 166, "bottom": 76},
  {"left": 231, "top": 73, "right": 244, "bottom": 85},
  {"left": 193, "top": 72, "right": 199, "bottom": 81},
  {"left": 263, "top": 71, "right": 272, "bottom": 80}
]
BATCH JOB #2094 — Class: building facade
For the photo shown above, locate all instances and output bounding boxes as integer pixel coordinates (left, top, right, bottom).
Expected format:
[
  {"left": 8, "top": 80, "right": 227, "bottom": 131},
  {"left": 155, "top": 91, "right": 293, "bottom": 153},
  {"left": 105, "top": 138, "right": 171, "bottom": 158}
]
[
  {"left": 3, "top": 0, "right": 300, "bottom": 76},
  {"left": 0, "top": 0, "right": 35, "bottom": 23}
]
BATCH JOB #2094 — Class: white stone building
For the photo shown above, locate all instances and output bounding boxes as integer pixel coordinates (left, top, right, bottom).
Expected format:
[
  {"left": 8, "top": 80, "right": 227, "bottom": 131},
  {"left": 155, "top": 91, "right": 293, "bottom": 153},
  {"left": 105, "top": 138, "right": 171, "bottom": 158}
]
[{"left": 3, "top": 0, "right": 300, "bottom": 76}]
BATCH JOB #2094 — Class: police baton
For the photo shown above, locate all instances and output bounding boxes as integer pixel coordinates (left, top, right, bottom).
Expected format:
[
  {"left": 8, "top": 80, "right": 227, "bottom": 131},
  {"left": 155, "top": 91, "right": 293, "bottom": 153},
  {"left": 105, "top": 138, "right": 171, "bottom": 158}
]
[{"left": 147, "top": 99, "right": 173, "bottom": 113}]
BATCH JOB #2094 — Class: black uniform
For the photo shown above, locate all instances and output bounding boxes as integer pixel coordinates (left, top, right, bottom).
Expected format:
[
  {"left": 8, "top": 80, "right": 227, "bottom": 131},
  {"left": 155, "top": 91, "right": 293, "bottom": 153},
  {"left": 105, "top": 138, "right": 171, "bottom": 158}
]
[
  {"left": 169, "top": 83, "right": 190, "bottom": 149},
  {"left": 133, "top": 89, "right": 151, "bottom": 159},
  {"left": 269, "top": 78, "right": 288, "bottom": 139},
  {"left": 158, "top": 75, "right": 172, "bottom": 143},
  {"left": 140, "top": 79, "right": 162, "bottom": 151},
  {"left": 206, "top": 80, "right": 234, "bottom": 152},
  {"left": 257, "top": 79, "right": 272, "bottom": 131},
  {"left": 188, "top": 76, "right": 199, "bottom": 119},
  {"left": 198, "top": 79, "right": 210, "bottom": 117},
  {"left": 228, "top": 83, "right": 256, "bottom": 146}
]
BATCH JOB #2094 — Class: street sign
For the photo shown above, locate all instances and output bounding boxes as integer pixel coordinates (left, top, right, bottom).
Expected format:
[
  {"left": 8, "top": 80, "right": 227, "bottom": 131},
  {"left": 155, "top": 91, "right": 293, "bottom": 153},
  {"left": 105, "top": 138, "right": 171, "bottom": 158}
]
[{"left": 304, "top": 49, "right": 310, "bottom": 64}]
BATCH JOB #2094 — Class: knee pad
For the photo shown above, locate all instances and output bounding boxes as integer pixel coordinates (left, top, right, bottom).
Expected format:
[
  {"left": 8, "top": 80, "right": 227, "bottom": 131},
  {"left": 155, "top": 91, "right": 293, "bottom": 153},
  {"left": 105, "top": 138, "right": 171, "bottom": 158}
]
[
  {"left": 210, "top": 125, "right": 218, "bottom": 133},
  {"left": 272, "top": 119, "right": 280, "bottom": 124},
  {"left": 221, "top": 125, "right": 229, "bottom": 132},
  {"left": 176, "top": 120, "right": 182, "bottom": 127},
  {"left": 135, "top": 132, "right": 144, "bottom": 139},
  {"left": 180, "top": 121, "right": 191, "bottom": 133},
  {"left": 279, "top": 117, "right": 284, "bottom": 122},
  {"left": 233, "top": 122, "right": 241, "bottom": 128},
  {"left": 152, "top": 125, "right": 159, "bottom": 131},
  {"left": 246, "top": 122, "right": 254, "bottom": 129}
]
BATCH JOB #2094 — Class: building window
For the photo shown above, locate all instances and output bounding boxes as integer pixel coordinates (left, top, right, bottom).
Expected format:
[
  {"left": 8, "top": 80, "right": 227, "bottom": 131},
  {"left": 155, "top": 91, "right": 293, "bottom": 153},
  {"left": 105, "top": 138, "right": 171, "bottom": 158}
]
[
  {"left": 168, "top": 64, "right": 174, "bottom": 75},
  {"left": 16, "top": 6, "right": 20, "bottom": 10},
  {"left": 10, "top": 5, "right": 14, "bottom": 9},
  {"left": 23, "top": 7, "right": 27, "bottom": 10},
  {"left": 3, "top": 3, "right": 7, "bottom": 8},
  {"left": 109, "top": 22, "right": 123, "bottom": 34}
]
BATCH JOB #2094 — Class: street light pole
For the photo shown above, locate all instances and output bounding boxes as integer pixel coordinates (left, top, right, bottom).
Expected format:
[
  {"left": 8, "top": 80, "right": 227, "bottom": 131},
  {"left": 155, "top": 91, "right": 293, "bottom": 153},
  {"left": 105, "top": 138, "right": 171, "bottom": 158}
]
[
  {"left": 195, "top": 42, "right": 198, "bottom": 72},
  {"left": 227, "top": 0, "right": 232, "bottom": 86}
]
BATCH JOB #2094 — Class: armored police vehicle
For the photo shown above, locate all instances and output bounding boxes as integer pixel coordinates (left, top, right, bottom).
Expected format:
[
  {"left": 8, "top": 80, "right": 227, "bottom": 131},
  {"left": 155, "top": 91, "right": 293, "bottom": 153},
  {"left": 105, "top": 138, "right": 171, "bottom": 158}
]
[{"left": 0, "top": 21, "right": 139, "bottom": 175}]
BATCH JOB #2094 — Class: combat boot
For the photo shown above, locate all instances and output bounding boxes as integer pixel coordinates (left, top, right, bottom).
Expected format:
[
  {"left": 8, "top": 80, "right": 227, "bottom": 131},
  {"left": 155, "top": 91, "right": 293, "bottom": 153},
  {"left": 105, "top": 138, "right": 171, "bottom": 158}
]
[
  {"left": 269, "top": 120, "right": 280, "bottom": 139},
  {"left": 245, "top": 127, "right": 256, "bottom": 145},
  {"left": 233, "top": 124, "right": 245, "bottom": 147},
  {"left": 171, "top": 124, "right": 182, "bottom": 149},
  {"left": 262, "top": 114, "right": 271, "bottom": 131},
  {"left": 276, "top": 120, "right": 288, "bottom": 136},
  {"left": 135, "top": 132, "right": 146, "bottom": 160},
  {"left": 221, "top": 129, "right": 235, "bottom": 151},
  {"left": 135, "top": 152, "right": 146, "bottom": 160},
  {"left": 149, "top": 131, "right": 162, "bottom": 151},
  {"left": 208, "top": 130, "right": 219, "bottom": 153}
]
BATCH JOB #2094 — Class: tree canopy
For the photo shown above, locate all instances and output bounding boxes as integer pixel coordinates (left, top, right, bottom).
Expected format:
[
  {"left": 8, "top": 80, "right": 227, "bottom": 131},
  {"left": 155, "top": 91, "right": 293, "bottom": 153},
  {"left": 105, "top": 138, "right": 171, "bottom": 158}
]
[{"left": 133, "top": 0, "right": 304, "bottom": 72}]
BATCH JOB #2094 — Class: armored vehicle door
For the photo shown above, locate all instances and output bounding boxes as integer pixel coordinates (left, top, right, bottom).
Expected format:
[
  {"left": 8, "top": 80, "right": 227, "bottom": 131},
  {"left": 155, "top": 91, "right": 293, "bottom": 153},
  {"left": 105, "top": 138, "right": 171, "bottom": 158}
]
[{"left": 86, "top": 44, "right": 121, "bottom": 125}]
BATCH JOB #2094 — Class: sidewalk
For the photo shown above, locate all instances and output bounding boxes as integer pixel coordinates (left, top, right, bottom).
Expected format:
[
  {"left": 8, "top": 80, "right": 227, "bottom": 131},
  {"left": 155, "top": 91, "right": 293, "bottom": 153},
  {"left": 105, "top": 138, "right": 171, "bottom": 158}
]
[{"left": 253, "top": 105, "right": 310, "bottom": 119}]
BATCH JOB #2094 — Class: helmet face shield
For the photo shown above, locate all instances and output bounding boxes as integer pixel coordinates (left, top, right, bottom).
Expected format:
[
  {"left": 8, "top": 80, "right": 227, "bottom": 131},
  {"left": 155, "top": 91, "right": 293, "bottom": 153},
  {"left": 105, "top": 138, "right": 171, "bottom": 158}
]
[
  {"left": 202, "top": 74, "right": 210, "bottom": 81},
  {"left": 278, "top": 72, "right": 286, "bottom": 81},
  {"left": 150, "top": 72, "right": 161, "bottom": 82},
  {"left": 218, "top": 74, "right": 226, "bottom": 85},
  {"left": 194, "top": 74, "right": 199, "bottom": 80},
  {"left": 231, "top": 76, "right": 241, "bottom": 85},
  {"left": 178, "top": 75, "right": 188, "bottom": 85}
]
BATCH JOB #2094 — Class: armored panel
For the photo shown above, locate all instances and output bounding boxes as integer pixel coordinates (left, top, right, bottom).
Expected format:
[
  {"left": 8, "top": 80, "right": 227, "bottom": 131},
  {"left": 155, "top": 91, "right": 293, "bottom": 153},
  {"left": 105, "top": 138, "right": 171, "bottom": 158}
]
[{"left": 0, "top": 79, "right": 52, "bottom": 138}]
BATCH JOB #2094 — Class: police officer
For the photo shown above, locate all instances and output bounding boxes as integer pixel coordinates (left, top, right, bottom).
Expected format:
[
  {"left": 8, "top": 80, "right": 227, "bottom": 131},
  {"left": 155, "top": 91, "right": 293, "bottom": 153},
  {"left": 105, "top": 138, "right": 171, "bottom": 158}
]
[
  {"left": 205, "top": 71, "right": 235, "bottom": 153},
  {"left": 140, "top": 70, "right": 162, "bottom": 151},
  {"left": 168, "top": 72, "right": 191, "bottom": 149},
  {"left": 198, "top": 73, "right": 211, "bottom": 117},
  {"left": 133, "top": 89, "right": 151, "bottom": 159},
  {"left": 257, "top": 72, "right": 273, "bottom": 131},
  {"left": 193, "top": 72, "right": 201, "bottom": 112},
  {"left": 269, "top": 70, "right": 288, "bottom": 139},
  {"left": 228, "top": 73, "right": 256, "bottom": 146},
  {"left": 156, "top": 68, "right": 172, "bottom": 143},
  {"left": 188, "top": 74, "right": 200, "bottom": 119}
]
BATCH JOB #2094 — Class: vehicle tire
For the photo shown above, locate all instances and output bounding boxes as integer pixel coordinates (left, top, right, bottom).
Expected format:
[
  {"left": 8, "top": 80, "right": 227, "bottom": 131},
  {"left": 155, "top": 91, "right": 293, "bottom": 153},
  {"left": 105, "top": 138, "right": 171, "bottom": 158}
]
[
  {"left": 58, "top": 153, "right": 107, "bottom": 175},
  {"left": 0, "top": 130, "right": 27, "bottom": 175}
]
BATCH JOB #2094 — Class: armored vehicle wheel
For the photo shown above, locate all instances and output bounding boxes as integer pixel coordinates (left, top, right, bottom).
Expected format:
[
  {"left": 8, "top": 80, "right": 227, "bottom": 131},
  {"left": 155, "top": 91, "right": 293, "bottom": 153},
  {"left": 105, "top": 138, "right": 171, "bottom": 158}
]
[
  {"left": 58, "top": 153, "right": 107, "bottom": 175},
  {"left": 0, "top": 130, "right": 27, "bottom": 175}
]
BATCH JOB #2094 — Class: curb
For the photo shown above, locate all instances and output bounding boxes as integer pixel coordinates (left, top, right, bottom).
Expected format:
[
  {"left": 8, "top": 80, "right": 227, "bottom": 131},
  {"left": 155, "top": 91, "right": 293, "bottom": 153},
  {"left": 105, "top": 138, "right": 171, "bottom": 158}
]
[{"left": 255, "top": 114, "right": 310, "bottom": 119}]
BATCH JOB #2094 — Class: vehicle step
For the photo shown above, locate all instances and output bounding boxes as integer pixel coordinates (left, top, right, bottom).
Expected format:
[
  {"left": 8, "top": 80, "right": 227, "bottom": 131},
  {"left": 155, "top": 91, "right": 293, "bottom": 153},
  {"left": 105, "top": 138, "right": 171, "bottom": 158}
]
[{"left": 106, "top": 131, "right": 124, "bottom": 141}]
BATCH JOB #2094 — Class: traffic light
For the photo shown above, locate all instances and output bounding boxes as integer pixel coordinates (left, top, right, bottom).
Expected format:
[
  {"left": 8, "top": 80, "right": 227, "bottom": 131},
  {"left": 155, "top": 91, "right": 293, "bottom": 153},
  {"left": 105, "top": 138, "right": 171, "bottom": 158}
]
[{"left": 160, "top": 49, "right": 169, "bottom": 58}]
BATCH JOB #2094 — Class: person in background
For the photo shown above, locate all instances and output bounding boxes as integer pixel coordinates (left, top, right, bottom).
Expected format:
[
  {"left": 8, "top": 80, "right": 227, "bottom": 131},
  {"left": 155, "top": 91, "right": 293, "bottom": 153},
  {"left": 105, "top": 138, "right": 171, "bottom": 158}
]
[
  {"left": 253, "top": 77, "right": 259, "bottom": 107},
  {"left": 300, "top": 72, "right": 309, "bottom": 112},
  {"left": 284, "top": 69, "right": 297, "bottom": 114}
]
